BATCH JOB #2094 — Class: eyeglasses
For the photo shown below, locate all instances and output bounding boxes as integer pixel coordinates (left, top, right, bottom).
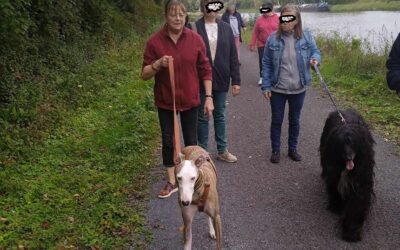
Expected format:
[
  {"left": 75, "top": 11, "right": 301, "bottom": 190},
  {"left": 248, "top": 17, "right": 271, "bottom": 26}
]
[{"left": 168, "top": 13, "right": 186, "bottom": 19}]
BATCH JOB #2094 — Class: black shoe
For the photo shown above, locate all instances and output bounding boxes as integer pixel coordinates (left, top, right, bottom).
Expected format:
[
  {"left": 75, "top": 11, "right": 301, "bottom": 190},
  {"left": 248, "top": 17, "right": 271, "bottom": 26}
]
[
  {"left": 288, "top": 149, "right": 302, "bottom": 161},
  {"left": 270, "top": 151, "right": 280, "bottom": 163}
]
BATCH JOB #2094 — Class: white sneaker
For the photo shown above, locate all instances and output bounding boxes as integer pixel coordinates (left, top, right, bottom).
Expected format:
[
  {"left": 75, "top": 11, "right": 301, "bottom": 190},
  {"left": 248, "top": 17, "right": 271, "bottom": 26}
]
[
  {"left": 258, "top": 78, "right": 262, "bottom": 86},
  {"left": 217, "top": 151, "right": 238, "bottom": 163}
]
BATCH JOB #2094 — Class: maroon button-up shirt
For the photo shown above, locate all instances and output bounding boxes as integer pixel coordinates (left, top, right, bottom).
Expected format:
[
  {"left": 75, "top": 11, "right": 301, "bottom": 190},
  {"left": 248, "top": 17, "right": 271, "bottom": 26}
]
[{"left": 143, "top": 26, "right": 212, "bottom": 111}]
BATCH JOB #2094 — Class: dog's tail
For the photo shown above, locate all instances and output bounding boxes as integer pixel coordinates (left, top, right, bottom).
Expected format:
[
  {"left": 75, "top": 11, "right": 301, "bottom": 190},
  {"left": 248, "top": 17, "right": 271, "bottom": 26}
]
[{"left": 214, "top": 214, "right": 222, "bottom": 250}]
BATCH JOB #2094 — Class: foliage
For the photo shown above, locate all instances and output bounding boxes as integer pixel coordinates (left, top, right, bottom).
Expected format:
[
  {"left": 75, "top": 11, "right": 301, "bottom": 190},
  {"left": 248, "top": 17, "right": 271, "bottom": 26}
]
[
  {"left": 0, "top": 0, "right": 163, "bottom": 248},
  {"left": 0, "top": 0, "right": 161, "bottom": 167},
  {"left": 315, "top": 34, "right": 400, "bottom": 145},
  {"left": 330, "top": 0, "right": 400, "bottom": 11},
  {"left": 0, "top": 33, "right": 160, "bottom": 249}
]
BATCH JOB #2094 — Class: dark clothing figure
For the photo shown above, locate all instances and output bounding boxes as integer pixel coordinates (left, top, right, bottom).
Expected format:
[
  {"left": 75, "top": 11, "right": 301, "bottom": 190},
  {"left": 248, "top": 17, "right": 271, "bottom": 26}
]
[
  {"left": 386, "top": 33, "right": 400, "bottom": 95},
  {"left": 193, "top": 18, "right": 241, "bottom": 92},
  {"left": 221, "top": 11, "right": 246, "bottom": 43}
]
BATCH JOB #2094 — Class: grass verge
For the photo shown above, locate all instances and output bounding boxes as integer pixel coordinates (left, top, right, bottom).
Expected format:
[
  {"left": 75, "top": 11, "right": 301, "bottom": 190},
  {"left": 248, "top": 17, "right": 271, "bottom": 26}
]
[
  {"left": 331, "top": 1, "right": 400, "bottom": 12},
  {"left": 0, "top": 34, "right": 160, "bottom": 249},
  {"left": 315, "top": 34, "right": 399, "bottom": 145}
]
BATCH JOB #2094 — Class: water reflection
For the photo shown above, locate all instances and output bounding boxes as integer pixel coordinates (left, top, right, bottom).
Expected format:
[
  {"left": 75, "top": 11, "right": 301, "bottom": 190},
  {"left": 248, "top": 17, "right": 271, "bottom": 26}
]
[{"left": 242, "top": 11, "right": 400, "bottom": 53}]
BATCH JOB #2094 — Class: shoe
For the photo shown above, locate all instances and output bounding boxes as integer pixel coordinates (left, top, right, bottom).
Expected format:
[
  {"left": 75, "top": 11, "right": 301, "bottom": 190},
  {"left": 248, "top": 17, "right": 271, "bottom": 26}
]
[
  {"left": 258, "top": 78, "right": 262, "bottom": 86},
  {"left": 270, "top": 151, "right": 280, "bottom": 163},
  {"left": 288, "top": 149, "right": 302, "bottom": 161},
  {"left": 158, "top": 181, "right": 178, "bottom": 199},
  {"left": 217, "top": 151, "right": 238, "bottom": 163}
]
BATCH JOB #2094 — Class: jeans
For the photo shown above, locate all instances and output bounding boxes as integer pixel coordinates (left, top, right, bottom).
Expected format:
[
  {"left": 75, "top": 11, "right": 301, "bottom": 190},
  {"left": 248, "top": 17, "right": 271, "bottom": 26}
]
[
  {"left": 258, "top": 47, "right": 264, "bottom": 78},
  {"left": 198, "top": 90, "right": 228, "bottom": 154},
  {"left": 270, "top": 91, "right": 306, "bottom": 152},
  {"left": 158, "top": 107, "right": 198, "bottom": 167}
]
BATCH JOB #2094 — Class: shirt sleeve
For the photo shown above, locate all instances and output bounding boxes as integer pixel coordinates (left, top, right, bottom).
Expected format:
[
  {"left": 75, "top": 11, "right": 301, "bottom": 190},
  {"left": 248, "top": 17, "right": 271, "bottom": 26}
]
[
  {"left": 386, "top": 33, "right": 400, "bottom": 91},
  {"left": 142, "top": 38, "right": 157, "bottom": 70},
  {"left": 250, "top": 19, "right": 259, "bottom": 47},
  {"left": 196, "top": 36, "right": 212, "bottom": 81}
]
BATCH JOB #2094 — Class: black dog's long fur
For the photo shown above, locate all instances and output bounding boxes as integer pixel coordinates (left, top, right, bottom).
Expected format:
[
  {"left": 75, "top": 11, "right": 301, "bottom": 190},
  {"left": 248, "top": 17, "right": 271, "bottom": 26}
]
[{"left": 319, "top": 109, "right": 375, "bottom": 242}]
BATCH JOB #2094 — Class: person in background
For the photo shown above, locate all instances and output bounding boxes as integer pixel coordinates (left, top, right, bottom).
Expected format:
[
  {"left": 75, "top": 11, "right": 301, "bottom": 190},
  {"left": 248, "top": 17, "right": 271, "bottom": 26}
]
[
  {"left": 250, "top": 1, "right": 279, "bottom": 86},
  {"left": 194, "top": 0, "right": 241, "bottom": 163},
  {"left": 261, "top": 4, "right": 320, "bottom": 163},
  {"left": 221, "top": 3, "right": 246, "bottom": 64},
  {"left": 386, "top": 32, "right": 400, "bottom": 97},
  {"left": 141, "top": 0, "right": 213, "bottom": 198}
]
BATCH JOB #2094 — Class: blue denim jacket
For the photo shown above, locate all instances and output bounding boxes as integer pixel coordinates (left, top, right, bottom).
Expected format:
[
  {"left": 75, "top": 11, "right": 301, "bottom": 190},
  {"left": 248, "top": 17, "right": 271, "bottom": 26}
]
[{"left": 261, "top": 30, "right": 321, "bottom": 93}]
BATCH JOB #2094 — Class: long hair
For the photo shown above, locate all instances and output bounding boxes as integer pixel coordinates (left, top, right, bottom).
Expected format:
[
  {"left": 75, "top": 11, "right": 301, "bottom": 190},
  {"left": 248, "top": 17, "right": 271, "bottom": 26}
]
[{"left": 277, "top": 4, "right": 303, "bottom": 39}]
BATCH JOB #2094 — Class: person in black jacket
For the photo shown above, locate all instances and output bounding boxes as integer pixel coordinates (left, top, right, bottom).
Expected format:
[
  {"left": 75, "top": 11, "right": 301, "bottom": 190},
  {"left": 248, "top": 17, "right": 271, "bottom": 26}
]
[
  {"left": 195, "top": 0, "right": 241, "bottom": 163},
  {"left": 386, "top": 32, "right": 400, "bottom": 96},
  {"left": 221, "top": 3, "right": 246, "bottom": 63}
]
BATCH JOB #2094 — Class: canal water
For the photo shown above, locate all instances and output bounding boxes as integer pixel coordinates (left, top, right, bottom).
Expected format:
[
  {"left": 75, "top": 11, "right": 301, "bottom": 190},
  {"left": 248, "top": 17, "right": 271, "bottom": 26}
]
[{"left": 242, "top": 11, "right": 400, "bottom": 53}]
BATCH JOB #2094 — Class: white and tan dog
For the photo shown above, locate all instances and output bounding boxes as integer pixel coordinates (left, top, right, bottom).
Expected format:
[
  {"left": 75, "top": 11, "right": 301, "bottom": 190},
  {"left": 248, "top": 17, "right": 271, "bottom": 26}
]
[{"left": 175, "top": 146, "right": 222, "bottom": 250}]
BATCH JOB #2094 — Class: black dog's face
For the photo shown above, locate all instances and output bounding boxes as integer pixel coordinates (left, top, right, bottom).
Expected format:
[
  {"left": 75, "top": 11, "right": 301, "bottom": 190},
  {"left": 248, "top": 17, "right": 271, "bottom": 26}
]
[{"left": 338, "top": 133, "right": 356, "bottom": 171}]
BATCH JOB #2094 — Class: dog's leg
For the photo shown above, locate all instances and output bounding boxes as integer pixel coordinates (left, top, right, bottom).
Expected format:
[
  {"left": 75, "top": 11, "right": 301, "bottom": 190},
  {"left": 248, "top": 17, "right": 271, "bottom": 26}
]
[
  {"left": 213, "top": 213, "right": 222, "bottom": 250},
  {"left": 326, "top": 171, "right": 344, "bottom": 215},
  {"left": 342, "top": 191, "right": 371, "bottom": 242},
  {"left": 208, "top": 216, "right": 216, "bottom": 239},
  {"left": 182, "top": 205, "right": 197, "bottom": 250}
]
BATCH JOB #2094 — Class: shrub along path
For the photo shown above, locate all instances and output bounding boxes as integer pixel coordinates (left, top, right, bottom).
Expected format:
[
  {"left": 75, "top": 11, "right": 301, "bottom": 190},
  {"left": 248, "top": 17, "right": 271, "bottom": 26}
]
[{"left": 146, "top": 44, "right": 400, "bottom": 249}]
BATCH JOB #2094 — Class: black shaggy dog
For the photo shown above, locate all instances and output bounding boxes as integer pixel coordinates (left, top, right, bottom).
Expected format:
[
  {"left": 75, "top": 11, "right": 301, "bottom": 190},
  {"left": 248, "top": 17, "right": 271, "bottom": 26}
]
[{"left": 319, "top": 109, "right": 375, "bottom": 242}]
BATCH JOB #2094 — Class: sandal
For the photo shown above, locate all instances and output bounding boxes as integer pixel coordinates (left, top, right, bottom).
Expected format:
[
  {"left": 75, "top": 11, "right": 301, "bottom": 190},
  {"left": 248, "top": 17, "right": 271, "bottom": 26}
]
[{"left": 158, "top": 181, "right": 178, "bottom": 199}]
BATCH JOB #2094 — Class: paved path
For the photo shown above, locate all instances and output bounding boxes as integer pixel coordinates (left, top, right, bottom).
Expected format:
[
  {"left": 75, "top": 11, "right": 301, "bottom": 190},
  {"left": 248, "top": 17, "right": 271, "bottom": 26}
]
[{"left": 145, "top": 44, "right": 400, "bottom": 249}]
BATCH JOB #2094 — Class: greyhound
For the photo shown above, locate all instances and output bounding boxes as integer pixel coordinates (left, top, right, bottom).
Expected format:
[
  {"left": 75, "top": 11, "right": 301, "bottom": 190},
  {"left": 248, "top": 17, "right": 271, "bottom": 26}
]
[{"left": 175, "top": 146, "right": 222, "bottom": 250}]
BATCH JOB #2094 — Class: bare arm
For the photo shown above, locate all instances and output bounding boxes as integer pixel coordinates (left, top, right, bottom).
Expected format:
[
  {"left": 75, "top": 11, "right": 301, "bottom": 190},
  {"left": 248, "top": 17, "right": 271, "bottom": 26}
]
[
  {"left": 141, "top": 56, "right": 171, "bottom": 80},
  {"left": 203, "top": 79, "right": 214, "bottom": 118}
]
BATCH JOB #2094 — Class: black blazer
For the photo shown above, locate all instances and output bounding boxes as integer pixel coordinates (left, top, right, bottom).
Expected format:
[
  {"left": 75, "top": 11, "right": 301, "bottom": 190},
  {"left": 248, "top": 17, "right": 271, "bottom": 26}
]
[
  {"left": 386, "top": 32, "right": 400, "bottom": 94},
  {"left": 194, "top": 18, "right": 240, "bottom": 92}
]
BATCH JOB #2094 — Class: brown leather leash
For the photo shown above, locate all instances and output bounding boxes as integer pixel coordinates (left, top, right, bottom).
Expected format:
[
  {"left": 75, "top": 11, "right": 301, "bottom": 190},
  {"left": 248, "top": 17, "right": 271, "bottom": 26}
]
[
  {"left": 168, "top": 58, "right": 212, "bottom": 212},
  {"left": 168, "top": 58, "right": 182, "bottom": 165}
]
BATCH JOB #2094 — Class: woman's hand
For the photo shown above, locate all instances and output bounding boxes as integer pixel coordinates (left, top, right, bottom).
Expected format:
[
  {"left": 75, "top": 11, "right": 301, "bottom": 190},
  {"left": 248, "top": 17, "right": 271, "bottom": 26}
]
[
  {"left": 263, "top": 91, "right": 271, "bottom": 100},
  {"left": 310, "top": 58, "right": 319, "bottom": 66},
  {"left": 232, "top": 85, "right": 240, "bottom": 97},
  {"left": 204, "top": 97, "right": 214, "bottom": 119},
  {"left": 157, "top": 55, "right": 172, "bottom": 69}
]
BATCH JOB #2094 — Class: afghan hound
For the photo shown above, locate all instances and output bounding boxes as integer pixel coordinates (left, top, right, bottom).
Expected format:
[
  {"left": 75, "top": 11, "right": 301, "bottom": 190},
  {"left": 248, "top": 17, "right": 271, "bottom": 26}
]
[{"left": 319, "top": 109, "right": 375, "bottom": 242}]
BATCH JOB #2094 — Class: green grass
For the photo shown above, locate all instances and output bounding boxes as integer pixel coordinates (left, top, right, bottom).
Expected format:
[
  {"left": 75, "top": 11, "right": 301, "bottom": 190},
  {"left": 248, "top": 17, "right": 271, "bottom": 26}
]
[
  {"left": 315, "top": 34, "right": 400, "bottom": 145},
  {"left": 331, "top": 0, "right": 400, "bottom": 11},
  {"left": 0, "top": 34, "right": 160, "bottom": 249}
]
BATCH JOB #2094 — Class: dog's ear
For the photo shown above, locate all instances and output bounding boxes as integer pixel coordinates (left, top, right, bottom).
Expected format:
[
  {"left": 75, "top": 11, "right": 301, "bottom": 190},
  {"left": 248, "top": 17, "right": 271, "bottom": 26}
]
[
  {"left": 176, "top": 153, "right": 185, "bottom": 165},
  {"left": 195, "top": 155, "right": 207, "bottom": 168}
]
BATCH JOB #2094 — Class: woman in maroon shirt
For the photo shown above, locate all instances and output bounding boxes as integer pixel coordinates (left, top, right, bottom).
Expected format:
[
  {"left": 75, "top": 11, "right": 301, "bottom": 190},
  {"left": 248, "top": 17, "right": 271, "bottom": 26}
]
[{"left": 141, "top": 0, "right": 213, "bottom": 198}]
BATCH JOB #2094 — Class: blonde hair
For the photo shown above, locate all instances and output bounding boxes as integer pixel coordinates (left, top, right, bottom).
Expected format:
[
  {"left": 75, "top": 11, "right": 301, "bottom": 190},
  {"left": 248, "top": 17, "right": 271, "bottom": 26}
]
[
  {"left": 277, "top": 4, "right": 303, "bottom": 39},
  {"left": 164, "top": 0, "right": 187, "bottom": 16}
]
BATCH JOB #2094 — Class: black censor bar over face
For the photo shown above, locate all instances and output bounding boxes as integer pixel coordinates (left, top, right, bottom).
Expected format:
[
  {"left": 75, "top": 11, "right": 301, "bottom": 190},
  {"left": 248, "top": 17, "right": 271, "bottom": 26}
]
[
  {"left": 279, "top": 15, "right": 296, "bottom": 24},
  {"left": 206, "top": 1, "right": 224, "bottom": 13},
  {"left": 259, "top": 7, "right": 272, "bottom": 14}
]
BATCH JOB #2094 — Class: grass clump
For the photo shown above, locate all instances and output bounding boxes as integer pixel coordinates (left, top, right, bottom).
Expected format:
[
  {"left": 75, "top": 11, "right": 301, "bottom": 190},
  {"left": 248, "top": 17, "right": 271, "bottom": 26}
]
[{"left": 0, "top": 33, "right": 161, "bottom": 249}]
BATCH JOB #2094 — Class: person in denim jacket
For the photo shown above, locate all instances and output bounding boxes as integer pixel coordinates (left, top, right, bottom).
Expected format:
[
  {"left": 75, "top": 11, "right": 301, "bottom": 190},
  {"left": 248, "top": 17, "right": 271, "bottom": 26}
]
[{"left": 261, "top": 4, "right": 321, "bottom": 163}]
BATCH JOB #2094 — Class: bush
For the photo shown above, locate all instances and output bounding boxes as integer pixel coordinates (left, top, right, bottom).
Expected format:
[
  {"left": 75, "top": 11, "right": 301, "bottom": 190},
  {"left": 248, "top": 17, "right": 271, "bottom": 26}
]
[{"left": 0, "top": 0, "right": 162, "bottom": 166}]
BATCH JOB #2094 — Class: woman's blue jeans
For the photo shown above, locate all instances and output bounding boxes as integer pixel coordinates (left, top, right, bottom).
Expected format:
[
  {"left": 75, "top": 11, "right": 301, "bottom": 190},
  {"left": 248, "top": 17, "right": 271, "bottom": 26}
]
[
  {"left": 198, "top": 90, "right": 228, "bottom": 154},
  {"left": 270, "top": 91, "right": 306, "bottom": 152}
]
